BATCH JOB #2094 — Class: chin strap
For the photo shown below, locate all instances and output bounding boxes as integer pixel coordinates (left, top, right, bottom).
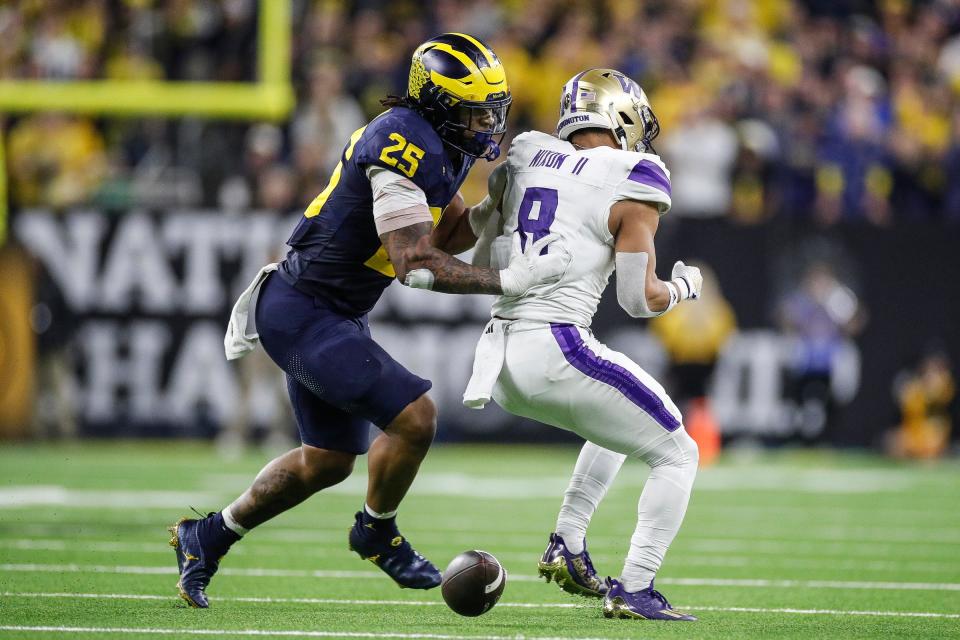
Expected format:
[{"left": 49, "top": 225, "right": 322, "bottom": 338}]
[{"left": 606, "top": 103, "right": 629, "bottom": 151}]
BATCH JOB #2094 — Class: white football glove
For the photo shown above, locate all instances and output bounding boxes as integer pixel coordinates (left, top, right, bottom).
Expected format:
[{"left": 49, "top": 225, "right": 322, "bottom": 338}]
[
  {"left": 671, "top": 260, "right": 703, "bottom": 300},
  {"left": 499, "top": 232, "right": 570, "bottom": 296}
]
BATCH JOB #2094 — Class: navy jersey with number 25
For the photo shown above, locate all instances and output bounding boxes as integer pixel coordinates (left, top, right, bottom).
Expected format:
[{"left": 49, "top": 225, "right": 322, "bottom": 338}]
[{"left": 280, "top": 106, "right": 474, "bottom": 316}]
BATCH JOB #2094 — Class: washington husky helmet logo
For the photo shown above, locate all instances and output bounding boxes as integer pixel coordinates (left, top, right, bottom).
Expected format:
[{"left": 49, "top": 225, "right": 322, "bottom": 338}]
[{"left": 556, "top": 69, "right": 660, "bottom": 154}]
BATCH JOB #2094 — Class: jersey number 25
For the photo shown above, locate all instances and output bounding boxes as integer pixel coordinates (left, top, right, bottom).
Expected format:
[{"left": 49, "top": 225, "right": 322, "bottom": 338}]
[{"left": 379, "top": 133, "right": 425, "bottom": 178}]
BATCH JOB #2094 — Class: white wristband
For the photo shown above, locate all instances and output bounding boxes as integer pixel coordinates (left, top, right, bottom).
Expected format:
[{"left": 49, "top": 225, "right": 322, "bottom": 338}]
[
  {"left": 674, "top": 277, "right": 689, "bottom": 300},
  {"left": 658, "top": 281, "right": 679, "bottom": 315}
]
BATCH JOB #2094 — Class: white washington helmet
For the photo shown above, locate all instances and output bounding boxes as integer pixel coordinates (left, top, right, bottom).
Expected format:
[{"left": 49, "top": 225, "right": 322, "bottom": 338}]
[{"left": 556, "top": 68, "right": 660, "bottom": 153}]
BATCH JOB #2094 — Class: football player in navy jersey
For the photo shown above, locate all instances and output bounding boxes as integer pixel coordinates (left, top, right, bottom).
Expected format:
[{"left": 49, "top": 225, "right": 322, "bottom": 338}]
[{"left": 168, "top": 34, "right": 568, "bottom": 608}]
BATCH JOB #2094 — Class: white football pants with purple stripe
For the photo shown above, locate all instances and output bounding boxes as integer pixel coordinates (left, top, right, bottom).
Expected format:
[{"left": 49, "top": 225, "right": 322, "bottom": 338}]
[{"left": 492, "top": 322, "right": 698, "bottom": 591}]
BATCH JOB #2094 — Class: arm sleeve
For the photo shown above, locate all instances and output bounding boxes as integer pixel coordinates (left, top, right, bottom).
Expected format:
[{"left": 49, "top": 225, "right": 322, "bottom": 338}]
[
  {"left": 616, "top": 252, "right": 654, "bottom": 318},
  {"left": 616, "top": 252, "right": 679, "bottom": 318},
  {"left": 366, "top": 165, "right": 433, "bottom": 235},
  {"left": 488, "top": 161, "right": 508, "bottom": 206},
  {"left": 468, "top": 162, "right": 507, "bottom": 237},
  {"left": 470, "top": 204, "right": 503, "bottom": 268},
  {"left": 468, "top": 161, "right": 510, "bottom": 266}
]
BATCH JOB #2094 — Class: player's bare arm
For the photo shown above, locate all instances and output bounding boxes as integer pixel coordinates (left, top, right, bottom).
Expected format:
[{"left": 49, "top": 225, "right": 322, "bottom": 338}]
[
  {"left": 609, "top": 199, "right": 702, "bottom": 317},
  {"left": 384, "top": 221, "right": 568, "bottom": 297},
  {"left": 431, "top": 164, "right": 508, "bottom": 255},
  {"left": 430, "top": 192, "right": 477, "bottom": 255},
  {"left": 382, "top": 222, "right": 502, "bottom": 294}
]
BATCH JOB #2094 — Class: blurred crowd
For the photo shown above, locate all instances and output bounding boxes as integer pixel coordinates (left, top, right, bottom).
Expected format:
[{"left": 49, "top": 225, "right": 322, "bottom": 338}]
[
  {"left": 3, "top": 0, "right": 958, "bottom": 453},
  {"left": 4, "top": 0, "right": 960, "bottom": 224}
]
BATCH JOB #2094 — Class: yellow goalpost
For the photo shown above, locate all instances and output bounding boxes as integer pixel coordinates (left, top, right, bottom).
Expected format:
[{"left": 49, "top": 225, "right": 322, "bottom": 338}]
[{"left": 0, "top": 0, "right": 294, "bottom": 244}]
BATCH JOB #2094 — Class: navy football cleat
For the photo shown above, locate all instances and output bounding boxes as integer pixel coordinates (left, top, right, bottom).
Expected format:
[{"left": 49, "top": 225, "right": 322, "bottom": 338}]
[
  {"left": 537, "top": 532, "right": 607, "bottom": 598},
  {"left": 348, "top": 511, "right": 441, "bottom": 589},
  {"left": 603, "top": 577, "right": 697, "bottom": 621},
  {"left": 168, "top": 512, "right": 238, "bottom": 608}
]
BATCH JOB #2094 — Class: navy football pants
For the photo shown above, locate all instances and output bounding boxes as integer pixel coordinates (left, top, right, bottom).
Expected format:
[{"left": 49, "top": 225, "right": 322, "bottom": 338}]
[{"left": 254, "top": 272, "right": 432, "bottom": 454}]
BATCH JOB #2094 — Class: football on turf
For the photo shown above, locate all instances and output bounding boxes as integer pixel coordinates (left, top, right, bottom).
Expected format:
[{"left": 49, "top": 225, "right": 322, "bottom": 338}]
[{"left": 441, "top": 550, "right": 506, "bottom": 616}]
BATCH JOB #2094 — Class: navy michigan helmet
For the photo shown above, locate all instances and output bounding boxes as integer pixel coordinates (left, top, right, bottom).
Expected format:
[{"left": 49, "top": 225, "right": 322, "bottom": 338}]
[{"left": 404, "top": 33, "right": 511, "bottom": 160}]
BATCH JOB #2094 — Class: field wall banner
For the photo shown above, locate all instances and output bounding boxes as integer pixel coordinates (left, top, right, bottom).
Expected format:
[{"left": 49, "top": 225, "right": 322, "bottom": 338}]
[{"left": 11, "top": 210, "right": 960, "bottom": 446}]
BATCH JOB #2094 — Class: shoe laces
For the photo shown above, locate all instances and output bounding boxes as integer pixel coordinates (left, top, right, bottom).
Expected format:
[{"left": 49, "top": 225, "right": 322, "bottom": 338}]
[
  {"left": 364, "top": 525, "right": 413, "bottom": 557},
  {"left": 189, "top": 506, "right": 214, "bottom": 519},
  {"left": 579, "top": 547, "right": 598, "bottom": 578},
  {"left": 552, "top": 534, "right": 595, "bottom": 574},
  {"left": 646, "top": 582, "right": 671, "bottom": 609},
  {"left": 395, "top": 538, "right": 426, "bottom": 562}
]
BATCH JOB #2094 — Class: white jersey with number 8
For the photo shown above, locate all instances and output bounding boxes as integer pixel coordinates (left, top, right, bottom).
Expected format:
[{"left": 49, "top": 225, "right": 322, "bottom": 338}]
[{"left": 489, "top": 131, "right": 673, "bottom": 327}]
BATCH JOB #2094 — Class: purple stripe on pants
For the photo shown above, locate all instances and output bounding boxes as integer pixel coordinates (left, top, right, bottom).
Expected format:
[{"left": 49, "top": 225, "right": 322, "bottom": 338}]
[
  {"left": 550, "top": 323, "right": 680, "bottom": 432},
  {"left": 627, "top": 159, "right": 672, "bottom": 197}
]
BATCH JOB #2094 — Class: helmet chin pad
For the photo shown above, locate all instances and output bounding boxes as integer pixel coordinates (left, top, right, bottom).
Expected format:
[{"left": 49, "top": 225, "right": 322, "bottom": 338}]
[{"left": 474, "top": 134, "right": 502, "bottom": 161}]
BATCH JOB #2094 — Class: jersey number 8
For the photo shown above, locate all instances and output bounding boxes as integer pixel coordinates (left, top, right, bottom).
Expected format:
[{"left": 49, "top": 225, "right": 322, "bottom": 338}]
[
  {"left": 517, "top": 187, "right": 558, "bottom": 255},
  {"left": 379, "top": 133, "right": 426, "bottom": 178}
]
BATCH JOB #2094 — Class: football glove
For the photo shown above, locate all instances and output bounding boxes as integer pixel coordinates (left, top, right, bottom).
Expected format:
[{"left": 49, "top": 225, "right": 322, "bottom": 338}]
[
  {"left": 499, "top": 233, "right": 570, "bottom": 296},
  {"left": 671, "top": 260, "right": 702, "bottom": 300}
]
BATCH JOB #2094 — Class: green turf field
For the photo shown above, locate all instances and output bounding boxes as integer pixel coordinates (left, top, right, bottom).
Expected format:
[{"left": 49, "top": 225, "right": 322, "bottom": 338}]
[{"left": 0, "top": 442, "right": 958, "bottom": 639}]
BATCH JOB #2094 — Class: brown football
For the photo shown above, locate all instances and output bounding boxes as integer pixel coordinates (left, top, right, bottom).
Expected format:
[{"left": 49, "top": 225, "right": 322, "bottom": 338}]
[{"left": 440, "top": 550, "right": 506, "bottom": 617}]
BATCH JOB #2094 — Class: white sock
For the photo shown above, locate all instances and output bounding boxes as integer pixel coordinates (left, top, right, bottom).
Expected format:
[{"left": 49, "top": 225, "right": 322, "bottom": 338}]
[
  {"left": 364, "top": 503, "right": 397, "bottom": 520},
  {"left": 620, "top": 430, "right": 698, "bottom": 592},
  {"left": 555, "top": 442, "right": 626, "bottom": 554},
  {"left": 221, "top": 505, "right": 249, "bottom": 537}
]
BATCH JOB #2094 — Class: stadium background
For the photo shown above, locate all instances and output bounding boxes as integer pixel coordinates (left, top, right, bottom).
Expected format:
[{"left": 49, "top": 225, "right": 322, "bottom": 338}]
[{"left": 0, "top": 0, "right": 958, "bottom": 456}]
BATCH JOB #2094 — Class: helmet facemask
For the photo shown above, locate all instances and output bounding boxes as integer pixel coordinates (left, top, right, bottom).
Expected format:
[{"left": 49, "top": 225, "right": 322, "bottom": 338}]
[
  {"left": 639, "top": 105, "right": 660, "bottom": 153},
  {"left": 438, "top": 96, "right": 511, "bottom": 160}
]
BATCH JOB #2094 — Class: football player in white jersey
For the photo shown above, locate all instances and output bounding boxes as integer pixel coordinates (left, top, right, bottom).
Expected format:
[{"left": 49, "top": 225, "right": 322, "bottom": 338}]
[{"left": 421, "top": 68, "right": 704, "bottom": 621}]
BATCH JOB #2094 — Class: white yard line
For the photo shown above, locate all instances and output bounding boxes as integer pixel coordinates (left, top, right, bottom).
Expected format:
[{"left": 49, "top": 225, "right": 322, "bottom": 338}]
[
  {"left": 0, "top": 487, "right": 225, "bottom": 508},
  {"left": 9, "top": 502, "right": 957, "bottom": 529},
  {"left": 684, "top": 606, "right": 960, "bottom": 619},
  {"left": 0, "top": 464, "right": 940, "bottom": 515},
  {"left": 2, "top": 592, "right": 959, "bottom": 620},
  {"left": 2, "top": 538, "right": 956, "bottom": 574},
  {"left": 2, "top": 563, "right": 959, "bottom": 591},
  {"left": 0, "top": 591, "right": 582, "bottom": 608},
  {"left": 676, "top": 538, "right": 955, "bottom": 557},
  {"left": 6, "top": 520, "right": 959, "bottom": 551},
  {"left": 663, "top": 577, "right": 960, "bottom": 591},
  {"left": 0, "top": 627, "right": 606, "bottom": 640},
  {"left": 0, "top": 539, "right": 178, "bottom": 553}
]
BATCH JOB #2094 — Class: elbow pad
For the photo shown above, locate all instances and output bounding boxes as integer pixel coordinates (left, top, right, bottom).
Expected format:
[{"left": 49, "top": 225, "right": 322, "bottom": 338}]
[{"left": 615, "top": 252, "right": 677, "bottom": 318}]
